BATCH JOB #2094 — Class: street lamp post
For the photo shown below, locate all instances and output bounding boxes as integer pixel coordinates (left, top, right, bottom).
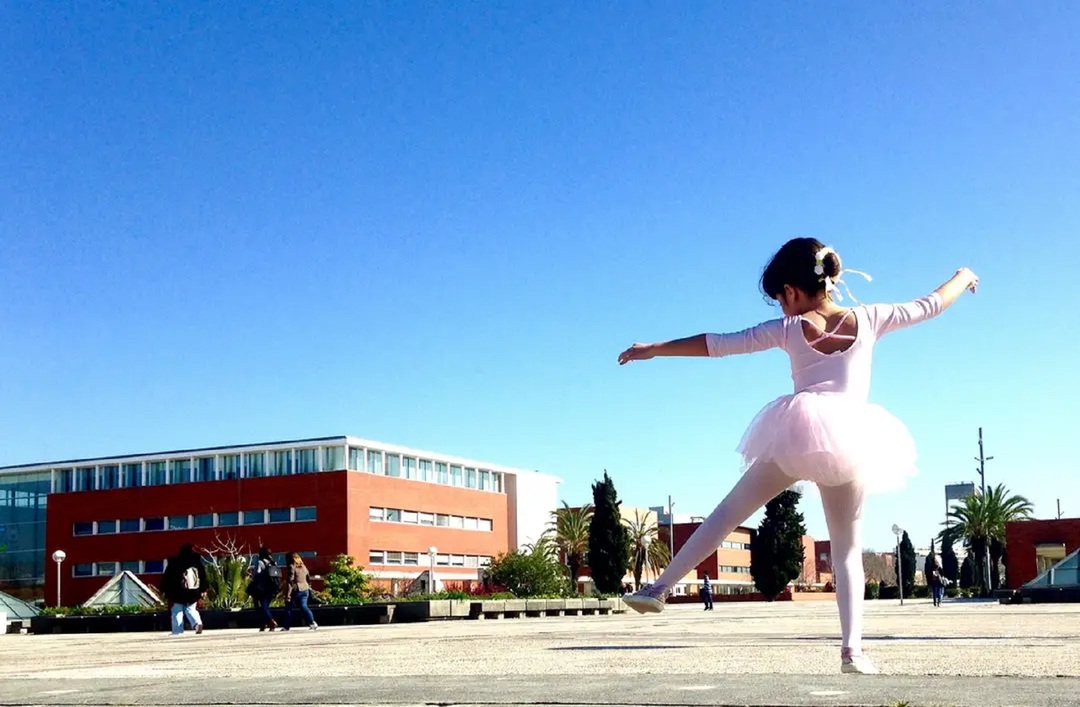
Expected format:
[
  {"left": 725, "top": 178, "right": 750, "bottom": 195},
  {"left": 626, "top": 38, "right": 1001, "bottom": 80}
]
[
  {"left": 427, "top": 546, "right": 438, "bottom": 594},
  {"left": 891, "top": 525, "right": 904, "bottom": 606},
  {"left": 51, "top": 550, "right": 67, "bottom": 608}
]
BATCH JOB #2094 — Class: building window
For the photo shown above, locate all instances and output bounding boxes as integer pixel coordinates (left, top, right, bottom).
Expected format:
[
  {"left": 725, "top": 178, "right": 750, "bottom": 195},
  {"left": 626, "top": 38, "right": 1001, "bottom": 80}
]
[
  {"left": 144, "top": 559, "right": 165, "bottom": 574},
  {"left": 348, "top": 447, "right": 364, "bottom": 471},
  {"left": 144, "top": 517, "right": 165, "bottom": 532},
  {"left": 479, "top": 519, "right": 493, "bottom": 532},
  {"left": 403, "top": 457, "right": 417, "bottom": 480},
  {"left": 494, "top": 472, "right": 504, "bottom": 493},
  {"left": 270, "top": 450, "right": 292, "bottom": 476},
  {"left": 464, "top": 517, "right": 479, "bottom": 531},
  {"left": 402, "top": 510, "right": 418, "bottom": 524},
  {"left": 73, "top": 522, "right": 94, "bottom": 536},
  {"left": 268, "top": 508, "right": 291, "bottom": 524},
  {"left": 479, "top": 470, "right": 491, "bottom": 491},
  {"left": 221, "top": 454, "right": 241, "bottom": 480},
  {"left": 243, "top": 510, "right": 265, "bottom": 525},
  {"left": 418, "top": 460, "right": 432, "bottom": 482},
  {"left": 73, "top": 563, "right": 94, "bottom": 577},
  {"left": 193, "top": 513, "right": 215, "bottom": 528},
  {"left": 436, "top": 514, "right": 449, "bottom": 527},
  {"left": 479, "top": 556, "right": 492, "bottom": 567},
  {"left": 367, "top": 450, "right": 383, "bottom": 475},
  {"left": 55, "top": 468, "right": 74, "bottom": 493},
  {"left": 96, "top": 562, "right": 117, "bottom": 576},
  {"left": 99, "top": 465, "right": 120, "bottom": 490},
  {"left": 75, "top": 467, "right": 95, "bottom": 492},
  {"left": 385, "top": 551, "right": 402, "bottom": 565},
  {"left": 465, "top": 468, "right": 477, "bottom": 489},
  {"left": 119, "top": 518, "right": 140, "bottom": 533},
  {"left": 436, "top": 462, "right": 448, "bottom": 484},
  {"left": 120, "top": 561, "right": 141, "bottom": 574},
  {"left": 369, "top": 507, "right": 384, "bottom": 521},
  {"left": 464, "top": 556, "right": 478, "bottom": 568},
  {"left": 403, "top": 552, "right": 419, "bottom": 566},
  {"left": 147, "top": 461, "right": 167, "bottom": 486},
  {"left": 170, "top": 459, "right": 192, "bottom": 485},
  {"left": 122, "top": 463, "right": 143, "bottom": 488},
  {"left": 168, "top": 515, "right": 190, "bottom": 531},
  {"left": 436, "top": 554, "right": 450, "bottom": 566},
  {"left": 324, "top": 445, "right": 345, "bottom": 471},
  {"left": 244, "top": 451, "right": 266, "bottom": 478},
  {"left": 97, "top": 520, "right": 117, "bottom": 535},
  {"left": 386, "top": 509, "right": 401, "bottom": 523},
  {"left": 217, "top": 512, "right": 239, "bottom": 527},
  {"left": 296, "top": 448, "right": 318, "bottom": 474},
  {"left": 386, "top": 454, "right": 401, "bottom": 478},
  {"left": 449, "top": 515, "right": 464, "bottom": 529},
  {"left": 419, "top": 512, "right": 435, "bottom": 526},
  {"left": 369, "top": 550, "right": 385, "bottom": 565},
  {"left": 295, "top": 506, "right": 317, "bottom": 522},
  {"left": 450, "top": 465, "right": 463, "bottom": 486},
  {"left": 450, "top": 555, "right": 465, "bottom": 567},
  {"left": 196, "top": 457, "right": 216, "bottom": 482},
  {"left": 298, "top": 551, "right": 317, "bottom": 559}
]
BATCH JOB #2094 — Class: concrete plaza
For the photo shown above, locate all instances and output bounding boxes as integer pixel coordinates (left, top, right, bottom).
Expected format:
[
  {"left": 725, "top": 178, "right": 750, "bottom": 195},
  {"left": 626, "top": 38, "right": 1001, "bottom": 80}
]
[{"left": 1, "top": 598, "right": 1078, "bottom": 706}]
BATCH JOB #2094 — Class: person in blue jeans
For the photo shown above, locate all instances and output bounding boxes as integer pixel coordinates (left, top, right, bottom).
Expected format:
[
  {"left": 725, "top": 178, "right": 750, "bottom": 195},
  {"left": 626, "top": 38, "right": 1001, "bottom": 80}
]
[
  {"left": 701, "top": 574, "right": 714, "bottom": 611},
  {"left": 250, "top": 547, "right": 280, "bottom": 631},
  {"left": 282, "top": 552, "right": 318, "bottom": 630}
]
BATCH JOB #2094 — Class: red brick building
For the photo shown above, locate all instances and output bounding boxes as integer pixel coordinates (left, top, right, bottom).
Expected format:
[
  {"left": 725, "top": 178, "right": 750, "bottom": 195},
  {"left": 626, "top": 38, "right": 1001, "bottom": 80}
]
[
  {"left": 1005, "top": 517, "right": 1080, "bottom": 589},
  {"left": 2, "top": 436, "right": 560, "bottom": 606}
]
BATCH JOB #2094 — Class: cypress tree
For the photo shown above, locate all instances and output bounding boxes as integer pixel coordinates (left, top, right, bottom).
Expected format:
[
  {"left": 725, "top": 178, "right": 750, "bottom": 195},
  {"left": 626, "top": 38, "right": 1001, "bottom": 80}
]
[
  {"left": 749, "top": 489, "right": 806, "bottom": 600},
  {"left": 894, "top": 531, "right": 917, "bottom": 597},
  {"left": 586, "top": 471, "right": 631, "bottom": 594},
  {"left": 959, "top": 554, "right": 975, "bottom": 589},
  {"left": 940, "top": 540, "right": 960, "bottom": 584}
]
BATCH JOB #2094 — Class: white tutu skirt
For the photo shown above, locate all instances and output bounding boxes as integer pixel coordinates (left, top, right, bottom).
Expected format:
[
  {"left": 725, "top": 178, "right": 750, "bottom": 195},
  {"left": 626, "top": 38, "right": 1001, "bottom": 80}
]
[{"left": 736, "top": 391, "right": 917, "bottom": 494}]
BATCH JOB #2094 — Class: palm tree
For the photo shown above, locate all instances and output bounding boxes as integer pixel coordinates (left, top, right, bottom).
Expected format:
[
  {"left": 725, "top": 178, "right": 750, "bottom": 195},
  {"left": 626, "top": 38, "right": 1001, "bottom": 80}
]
[
  {"left": 624, "top": 509, "right": 671, "bottom": 590},
  {"left": 940, "top": 483, "right": 1033, "bottom": 593},
  {"left": 547, "top": 502, "right": 592, "bottom": 590}
]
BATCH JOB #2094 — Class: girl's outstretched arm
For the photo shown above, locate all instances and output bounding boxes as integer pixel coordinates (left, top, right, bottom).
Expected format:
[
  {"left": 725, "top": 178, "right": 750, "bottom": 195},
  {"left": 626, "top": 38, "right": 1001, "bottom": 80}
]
[
  {"left": 618, "top": 335, "right": 709, "bottom": 365},
  {"left": 618, "top": 319, "right": 785, "bottom": 365},
  {"left": 867, "top": 268, "right": 979, "bottom": 337}
]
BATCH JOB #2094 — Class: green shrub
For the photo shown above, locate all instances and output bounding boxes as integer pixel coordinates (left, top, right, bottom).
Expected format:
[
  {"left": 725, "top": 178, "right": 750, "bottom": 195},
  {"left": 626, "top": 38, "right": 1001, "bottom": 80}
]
[
  {"left": 487, "top": 550, "right": 569, "bottom": 598},
  {"left": 41, "top": 605, "right": 159, "bottom": 617},
  {"left": 911, "top": 585, "right": 930, "bottom": 599},
  {"left": 864, "top": 582, "right": 880, "bottom": 600},
  {"left": 879, "top": 583, "right": 899, "bottom": 600},
  {"left": 321, "top": 555, "right": 374, "bottom": 604},
  {"left": 945, "top": 587, "right": 961, "bottom": 598}
]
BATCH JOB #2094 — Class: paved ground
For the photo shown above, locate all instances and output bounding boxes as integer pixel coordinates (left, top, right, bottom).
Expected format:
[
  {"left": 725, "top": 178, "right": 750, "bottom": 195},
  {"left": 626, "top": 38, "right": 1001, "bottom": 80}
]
[{"left": 1, "top": 599, "right": 1078, "bottom": 706}]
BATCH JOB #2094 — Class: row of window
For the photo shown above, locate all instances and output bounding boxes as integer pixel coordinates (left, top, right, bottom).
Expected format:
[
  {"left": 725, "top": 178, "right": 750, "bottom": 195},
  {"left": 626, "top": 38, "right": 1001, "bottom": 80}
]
[
  {"left": 718, "top": 565, "right": 752, "bottom": 574},
  {"left": 348, "top": 448, "right": 504, "bottom": 492},
  {"left": 367, "top": 549, "right": 493, "bottom": 568},
  {"left": 720, "top": 541, "right": 751, "bottom": 550},
  {"left": 71, "top": 552, "right": 319, "bottom": 578},
  {"left": 49, "top": 445, "right": 508, "bottom": 495},
  {"left": 72, "top": 507, "right": 317, "bottom": 536},
  {"left": 368, "top": 507, "right": 493, "bottom": 532}
]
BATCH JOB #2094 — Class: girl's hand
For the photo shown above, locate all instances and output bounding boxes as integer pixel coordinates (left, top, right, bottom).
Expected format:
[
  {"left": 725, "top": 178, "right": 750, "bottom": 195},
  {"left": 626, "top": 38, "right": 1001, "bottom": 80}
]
[
  {"left": 958, "top": 267, "right": 979, "bottom": 293},
  {"left": 618, "top": 343, "right": 656, "bottom": 365}
]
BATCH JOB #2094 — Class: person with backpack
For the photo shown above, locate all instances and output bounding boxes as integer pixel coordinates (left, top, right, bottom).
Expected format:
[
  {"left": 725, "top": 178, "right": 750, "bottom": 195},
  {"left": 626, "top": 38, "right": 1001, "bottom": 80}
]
[
  {"left": 281, "top": 552, "right": 318, "bottom": 631},
  {"left": 248, "top": 546, "right": 281, "bottom": 631},
  {"left": 161, "top": 544, "right": 208, "bottom": 636}
]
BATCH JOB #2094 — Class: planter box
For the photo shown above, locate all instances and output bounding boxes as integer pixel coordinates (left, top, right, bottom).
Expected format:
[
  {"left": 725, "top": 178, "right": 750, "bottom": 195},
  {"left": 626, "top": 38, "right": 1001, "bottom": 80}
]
[
  {"left": 391, "top": 600, "right": 451, "bottom": 623},
  {"left": 581, "top": 598, "right": 600, "bottom": 615}
]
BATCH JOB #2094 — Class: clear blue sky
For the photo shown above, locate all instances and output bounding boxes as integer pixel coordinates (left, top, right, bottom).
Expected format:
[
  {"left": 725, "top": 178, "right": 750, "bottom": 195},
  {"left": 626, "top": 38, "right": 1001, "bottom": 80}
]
[{"left": 3, "top": 3, "right": 1077, "bottom": 552}]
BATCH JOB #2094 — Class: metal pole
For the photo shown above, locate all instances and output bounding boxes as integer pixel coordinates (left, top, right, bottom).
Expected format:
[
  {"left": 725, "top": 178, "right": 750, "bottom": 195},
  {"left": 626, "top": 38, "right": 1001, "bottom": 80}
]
[
  {"left": 976, "top": 427, "right": 994, "bottom": 594},
  {"left": 668, "top": 494, "right": 675, "bottom": 560},
  {"left": 55, "top": 561, "right": 61, "bottom": 607}
]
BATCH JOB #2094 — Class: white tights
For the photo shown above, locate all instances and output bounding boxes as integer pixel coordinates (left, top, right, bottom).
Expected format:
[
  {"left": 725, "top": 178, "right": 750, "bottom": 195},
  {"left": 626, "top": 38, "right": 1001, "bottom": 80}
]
[{"left": 651, "top": 461, "right": 867, "bottom": 655}]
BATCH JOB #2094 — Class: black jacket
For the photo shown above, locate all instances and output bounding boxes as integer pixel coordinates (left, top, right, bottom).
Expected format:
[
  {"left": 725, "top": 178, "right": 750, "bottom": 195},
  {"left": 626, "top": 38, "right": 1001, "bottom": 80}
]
[{"left": 161, "top": 554, "right": 208, "bottom": 605}]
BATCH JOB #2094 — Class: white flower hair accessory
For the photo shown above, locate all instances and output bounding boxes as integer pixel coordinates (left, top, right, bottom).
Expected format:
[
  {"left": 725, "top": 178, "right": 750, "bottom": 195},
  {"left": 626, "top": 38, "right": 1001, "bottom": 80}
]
[{"left": 815, "top": 245, "right": 872, "bottom": 303}]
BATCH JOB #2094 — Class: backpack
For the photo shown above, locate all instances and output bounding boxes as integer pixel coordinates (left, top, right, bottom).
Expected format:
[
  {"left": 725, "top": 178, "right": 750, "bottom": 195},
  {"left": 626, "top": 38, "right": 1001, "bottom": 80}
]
[{"left": 182, "top": 566, "right": 200, "bottom": 591}]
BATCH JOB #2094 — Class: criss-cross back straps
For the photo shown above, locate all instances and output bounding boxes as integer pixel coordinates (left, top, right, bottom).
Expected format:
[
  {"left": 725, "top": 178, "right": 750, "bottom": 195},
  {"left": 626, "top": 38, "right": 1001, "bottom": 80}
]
[{"left": 803, "top": 309, "right": 857, "bottom": 347}]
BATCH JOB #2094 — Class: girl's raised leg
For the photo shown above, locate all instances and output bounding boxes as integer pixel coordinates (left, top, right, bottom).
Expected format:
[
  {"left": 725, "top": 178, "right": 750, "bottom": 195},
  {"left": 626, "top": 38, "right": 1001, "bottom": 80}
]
[{"left": 624, "top": 461, "right": 795, "bottom": 613}]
